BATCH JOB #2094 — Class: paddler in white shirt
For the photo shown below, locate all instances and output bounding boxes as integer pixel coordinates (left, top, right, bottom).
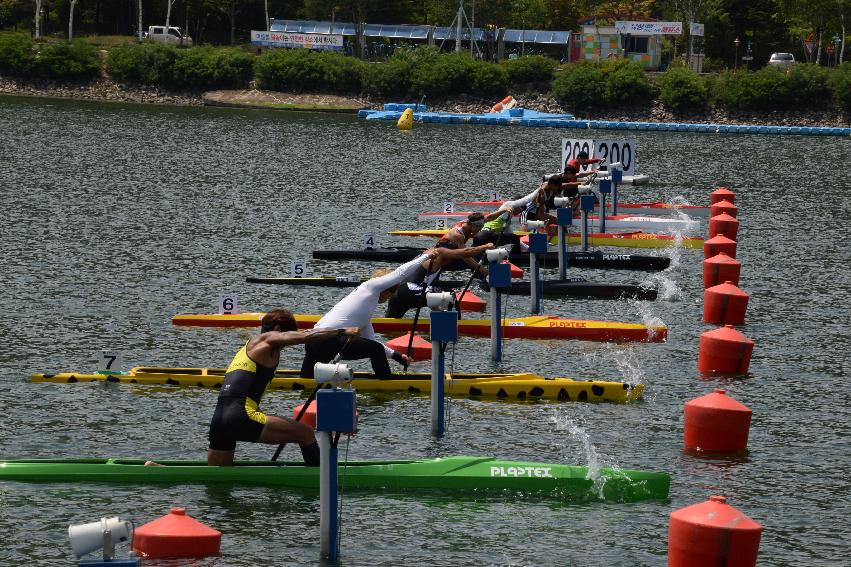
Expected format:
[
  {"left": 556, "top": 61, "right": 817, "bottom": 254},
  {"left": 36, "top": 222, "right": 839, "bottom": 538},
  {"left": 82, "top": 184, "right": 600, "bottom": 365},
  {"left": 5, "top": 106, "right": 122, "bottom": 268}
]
[{"left": 299, "top": 245, "right": 489, "bottom": 379}]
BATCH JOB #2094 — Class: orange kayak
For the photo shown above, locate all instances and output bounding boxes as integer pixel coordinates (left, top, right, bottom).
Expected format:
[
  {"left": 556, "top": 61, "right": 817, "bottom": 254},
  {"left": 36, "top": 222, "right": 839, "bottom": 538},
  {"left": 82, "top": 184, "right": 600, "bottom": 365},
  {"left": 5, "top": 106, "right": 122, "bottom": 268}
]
[{"left": 171, "top": 313, "right": 667, "bottom": 343}]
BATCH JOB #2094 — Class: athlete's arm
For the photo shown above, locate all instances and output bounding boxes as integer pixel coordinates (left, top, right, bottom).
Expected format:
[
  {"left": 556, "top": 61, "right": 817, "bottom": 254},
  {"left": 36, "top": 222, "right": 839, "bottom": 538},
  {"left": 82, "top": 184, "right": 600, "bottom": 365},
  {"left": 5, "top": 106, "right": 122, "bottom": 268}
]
[{"left": 264, "top": 327, "right": 359, "bottom": 348}]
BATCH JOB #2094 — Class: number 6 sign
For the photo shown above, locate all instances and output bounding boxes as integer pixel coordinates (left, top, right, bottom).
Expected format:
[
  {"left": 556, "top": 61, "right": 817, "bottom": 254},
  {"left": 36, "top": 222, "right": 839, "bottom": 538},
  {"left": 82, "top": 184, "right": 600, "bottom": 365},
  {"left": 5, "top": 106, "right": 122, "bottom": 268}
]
[{"left": 219, "top": 292, "right": 239, "bottom": 315}]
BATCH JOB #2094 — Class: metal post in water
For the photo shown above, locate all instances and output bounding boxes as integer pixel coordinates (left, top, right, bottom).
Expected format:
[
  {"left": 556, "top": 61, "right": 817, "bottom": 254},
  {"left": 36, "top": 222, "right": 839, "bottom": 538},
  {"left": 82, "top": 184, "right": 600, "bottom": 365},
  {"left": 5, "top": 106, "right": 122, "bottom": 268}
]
[
  {"left": 579, "top": 194, "right": 596, "bottom": 251},
  {"left": 612, "top": 167, "right": 623, "bottom": 215},
  {"left": 555, "top": 204, "right": 573, "bottom": 280},
  {"left": 599, "top": 179, "right": 612, "bottom": 234},
  {"left": 317, "top": 431, "right": 337, "bottom": 560},
  {"left": 526, "top": 229, "right": 548, "bottom": 315},
  {"left": 428, "top": 298, "right": 458, "bottom": 437},
  {"left": 486, "top": 254, "right": 511, "bottom": 362}
]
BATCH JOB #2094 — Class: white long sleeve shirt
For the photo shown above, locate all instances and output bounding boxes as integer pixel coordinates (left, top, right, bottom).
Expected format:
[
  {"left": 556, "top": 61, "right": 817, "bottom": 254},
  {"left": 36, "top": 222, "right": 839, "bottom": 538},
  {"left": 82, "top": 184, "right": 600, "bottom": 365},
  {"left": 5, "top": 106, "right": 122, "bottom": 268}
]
[{"left": 314, "top": 254, "right": 428, "bottom": 357}]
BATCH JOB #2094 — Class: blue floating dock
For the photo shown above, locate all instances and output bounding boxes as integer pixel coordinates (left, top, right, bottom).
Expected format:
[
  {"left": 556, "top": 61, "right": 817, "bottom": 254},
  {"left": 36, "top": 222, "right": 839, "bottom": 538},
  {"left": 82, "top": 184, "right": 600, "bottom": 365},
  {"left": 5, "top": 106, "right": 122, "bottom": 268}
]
[{"left": 359, "top": 103, "right": 851, "bottom": 136}]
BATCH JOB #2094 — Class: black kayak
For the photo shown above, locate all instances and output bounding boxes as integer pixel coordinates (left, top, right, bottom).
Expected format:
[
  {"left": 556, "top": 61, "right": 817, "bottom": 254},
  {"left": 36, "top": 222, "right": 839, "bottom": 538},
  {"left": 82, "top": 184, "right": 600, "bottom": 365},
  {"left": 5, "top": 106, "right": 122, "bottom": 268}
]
[
  {"left": 312, "top": 247, "right": 670, "bottom": 271},
  {"left": 246, "top": 276, "right": 658, "bottom": 301}
]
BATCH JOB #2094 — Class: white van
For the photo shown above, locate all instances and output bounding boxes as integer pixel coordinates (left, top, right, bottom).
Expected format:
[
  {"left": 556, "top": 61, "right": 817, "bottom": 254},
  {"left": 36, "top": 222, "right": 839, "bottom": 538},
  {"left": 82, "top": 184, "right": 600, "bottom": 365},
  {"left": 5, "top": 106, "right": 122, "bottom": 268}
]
[{"left": 147, "top": 25, "right": 193, "bottom": 47}]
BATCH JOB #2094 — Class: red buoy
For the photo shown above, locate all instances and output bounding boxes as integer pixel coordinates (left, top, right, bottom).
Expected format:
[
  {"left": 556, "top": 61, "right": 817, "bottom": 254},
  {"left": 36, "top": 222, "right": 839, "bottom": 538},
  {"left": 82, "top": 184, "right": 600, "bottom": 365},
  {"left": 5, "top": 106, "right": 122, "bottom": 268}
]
[
  {"left": 698, "top": 325, "right": 754, "bottom": 373},
  {"left": 709, "top": 213, "right": 739, "bottom": 240},
  {"left": 704, "top": 281, "right": 749, "bottom": 325},
  {"left": 133, "top": 508, "right": 221, "bottom": 559},
  {"left": 683, "top": 389, "right": 752, "bottom": 452},
  {"left": 386, "top": 331, "right": 432, "bottom": 361},
  {"left": 293, "top": 400, "right": 317, "bottom": 428},
  {"left": 455, "top": 290, "right": 486, "bottom": 312},
  {"left": 710, "top": 199, "right": 738, "bottom": 218},
  {"left": 710, "top": 187, "right": 735, "bottom": 204},
  {"left": 703, "top": 234, "right": 737, "bottom": 259},
  {"left": 668, "top": 495, "right": 762, "bottom": 566},
  {"left": 703, "top": 252, "right": 741, "bottom": 288}
]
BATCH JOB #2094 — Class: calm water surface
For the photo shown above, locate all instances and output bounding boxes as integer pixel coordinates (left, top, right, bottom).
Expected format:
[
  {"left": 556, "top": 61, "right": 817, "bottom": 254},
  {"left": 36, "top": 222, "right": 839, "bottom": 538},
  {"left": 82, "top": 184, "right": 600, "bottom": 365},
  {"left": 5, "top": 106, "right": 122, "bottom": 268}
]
[{"left": 0, "top": 95, "right": 849, "bottom": 566}]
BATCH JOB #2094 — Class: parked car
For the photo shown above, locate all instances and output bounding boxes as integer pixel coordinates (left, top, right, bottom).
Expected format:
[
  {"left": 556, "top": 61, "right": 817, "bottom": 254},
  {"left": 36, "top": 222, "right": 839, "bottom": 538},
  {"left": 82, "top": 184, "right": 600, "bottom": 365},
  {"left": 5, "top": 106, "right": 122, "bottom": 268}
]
[
  {"left": 147, "top": 25, "right": 192, "bottom": 47},
  {"left": 768, "top": 52, "right": 795, "bottom": 68}
]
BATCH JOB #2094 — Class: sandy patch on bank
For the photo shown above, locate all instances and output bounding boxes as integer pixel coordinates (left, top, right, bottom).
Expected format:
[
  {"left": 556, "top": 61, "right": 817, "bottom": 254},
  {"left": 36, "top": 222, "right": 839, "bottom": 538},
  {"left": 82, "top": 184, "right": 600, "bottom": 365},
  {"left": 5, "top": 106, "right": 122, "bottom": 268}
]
[{"left": 203, "top": 90, "right": 371, "bottom": 111}]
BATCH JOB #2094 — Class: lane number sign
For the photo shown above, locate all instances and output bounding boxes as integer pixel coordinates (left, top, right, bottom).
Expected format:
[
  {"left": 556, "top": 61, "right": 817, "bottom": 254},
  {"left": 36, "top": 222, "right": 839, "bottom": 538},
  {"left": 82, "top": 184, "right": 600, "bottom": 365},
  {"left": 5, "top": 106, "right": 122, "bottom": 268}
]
[
  {"left": 291, "top": 260, "right": 308, "bottom": 278},
  {"left": 489, "top": 191, "right": 502, "bottom": 202},
  {"left": 363, "top": 234, "right": 376, "bottom": 249},
  {"left": 219, "top": 292, "right": 238, "bottom": 315},
  {"left": 443, "top": 201, "right": 455, "bottom": 213},
  {"left": 435, "top": 217, "right": 448, "bottom": 230},
  {"left": 96, "top": 350, "right": 122, "bottom": 372}
]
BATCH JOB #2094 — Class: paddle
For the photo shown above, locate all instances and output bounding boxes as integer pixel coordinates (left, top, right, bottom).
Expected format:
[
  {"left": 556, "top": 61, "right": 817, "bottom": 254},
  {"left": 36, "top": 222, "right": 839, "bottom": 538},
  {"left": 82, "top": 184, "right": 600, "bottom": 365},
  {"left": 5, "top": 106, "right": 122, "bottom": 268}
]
[
  {"left": 271, "top": 335, "right": 353, "bottom": 462},
  {"left": 403, "top": 255, "right": 435, "bottom": 371}
]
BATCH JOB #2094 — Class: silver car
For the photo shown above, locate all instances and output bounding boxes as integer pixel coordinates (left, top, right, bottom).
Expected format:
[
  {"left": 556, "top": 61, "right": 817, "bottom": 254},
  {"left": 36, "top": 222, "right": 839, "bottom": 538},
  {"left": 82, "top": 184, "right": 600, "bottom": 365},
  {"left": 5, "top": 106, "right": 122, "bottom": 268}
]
[{"left": 768, "top": 52, "right": 795, "bottom": 68}]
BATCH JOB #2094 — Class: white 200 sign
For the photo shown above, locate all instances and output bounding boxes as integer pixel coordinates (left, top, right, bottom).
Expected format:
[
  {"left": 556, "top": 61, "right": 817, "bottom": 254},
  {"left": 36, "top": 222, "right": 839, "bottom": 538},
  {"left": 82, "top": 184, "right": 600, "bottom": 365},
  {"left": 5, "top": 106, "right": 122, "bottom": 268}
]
[{"left": 561, "top": 138, "right": 636, "bottom": 176}]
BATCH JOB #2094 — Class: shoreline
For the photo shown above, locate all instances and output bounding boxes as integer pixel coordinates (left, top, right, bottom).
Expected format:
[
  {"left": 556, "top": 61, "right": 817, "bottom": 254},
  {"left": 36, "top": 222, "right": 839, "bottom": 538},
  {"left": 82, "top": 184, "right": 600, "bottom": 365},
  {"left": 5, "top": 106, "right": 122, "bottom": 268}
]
[{"left": 1, "top": 76, "right": 848, "bottom": 127}]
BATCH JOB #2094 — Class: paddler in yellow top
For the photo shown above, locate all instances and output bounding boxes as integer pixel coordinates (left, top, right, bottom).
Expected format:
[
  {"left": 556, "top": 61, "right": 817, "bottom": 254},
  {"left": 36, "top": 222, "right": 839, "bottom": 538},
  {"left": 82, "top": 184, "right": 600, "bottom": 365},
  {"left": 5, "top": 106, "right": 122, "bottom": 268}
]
[{"left": 207, "top": 309, "right": 359, "bottom": 467}]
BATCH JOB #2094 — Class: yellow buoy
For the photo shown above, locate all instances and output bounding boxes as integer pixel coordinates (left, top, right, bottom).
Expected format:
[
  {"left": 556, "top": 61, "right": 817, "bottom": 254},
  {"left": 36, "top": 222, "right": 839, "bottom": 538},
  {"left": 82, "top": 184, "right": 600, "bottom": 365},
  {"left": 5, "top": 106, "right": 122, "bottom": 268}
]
[{"left": 397, "top": 108, "right": 413, "bottom": 130}]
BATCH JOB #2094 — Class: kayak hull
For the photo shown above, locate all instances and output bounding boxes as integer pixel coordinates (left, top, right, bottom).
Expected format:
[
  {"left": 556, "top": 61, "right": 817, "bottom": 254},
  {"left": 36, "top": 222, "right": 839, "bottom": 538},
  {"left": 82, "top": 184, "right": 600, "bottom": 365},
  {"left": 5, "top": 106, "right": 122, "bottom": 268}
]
[
  {"left": 388, "top": 230, "right": 704, "bottom": 250},
  {"left": 456, "top": 200, "right": 707, "bottom": 217},
  {"left": 171, "top": 313, "right": 668, "bottom": 342},
  {"left": 313, "top": 247, "right": 671, "bottom": 271},
  {"left": 419, "top": 212, "right": 698, "bottom": 231},
  {"left": 246, "top": 276, "right": 658, "bottom": 301},
  {"left": 0, "top": 456, "right": 669, "bottom": 502},
  {"left": 31, "top": 368, "right": 644, "bottom": 403}
]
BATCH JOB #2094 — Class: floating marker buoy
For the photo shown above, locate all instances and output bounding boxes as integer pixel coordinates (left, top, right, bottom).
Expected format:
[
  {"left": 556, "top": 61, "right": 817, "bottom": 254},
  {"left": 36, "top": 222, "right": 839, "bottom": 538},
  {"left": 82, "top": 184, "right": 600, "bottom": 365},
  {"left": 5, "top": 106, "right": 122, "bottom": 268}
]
[
  {"left": 704, "top": 234, "right": 737, "bottom": 259},
  {"left": 293, "top": 400, "right": 318, "bottom": 428},
  {"left": 455, "top": 290, "right": 487, "bottom": 312},
  {"left": 710, "top": 187, "right": 735, "bottom": 204},
  {"left": 133, "top": 508, "right": 221, "bottom": 559},
  {"left": 710, "top": 199, "right": 738, "bottom": 218},
  {"left": 668, "top": 495, "right": 762, "bottom": 566},
  {"left": 708, "top": 212, "right": 739, "bottom": 240},
  {"left": 703, "top": 252, "right": 741, "bottom": 288},
  {"left": 704, "top": 281, "right": 749, "bottom": 325},
  {"left": 683, "top": 389, "right": 752, "bottom": 453},
  {"left": 698, "top": 325, "right": 754, "bottom": 373},
  {"left": 396, "top": 108, "right": 413, "bottom": 130},
  {"left": 386, "top": 332, "right": 431, "bottom": 361}
]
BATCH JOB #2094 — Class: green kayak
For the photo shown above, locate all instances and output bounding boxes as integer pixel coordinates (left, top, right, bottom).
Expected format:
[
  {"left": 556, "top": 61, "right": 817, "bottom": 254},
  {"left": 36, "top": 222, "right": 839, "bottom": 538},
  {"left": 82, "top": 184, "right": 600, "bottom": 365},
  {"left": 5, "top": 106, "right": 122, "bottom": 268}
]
[{"left": 0, "top": 456, "right": 669, "bottom": 502}]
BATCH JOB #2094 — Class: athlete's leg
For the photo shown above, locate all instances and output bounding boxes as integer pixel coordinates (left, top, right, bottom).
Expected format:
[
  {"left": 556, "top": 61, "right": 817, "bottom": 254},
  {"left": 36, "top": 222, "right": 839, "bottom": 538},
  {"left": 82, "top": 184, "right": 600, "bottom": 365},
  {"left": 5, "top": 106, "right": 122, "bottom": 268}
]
[
  {"left": 257, "top": 416, "right": 319, "bottom": 466},
  {"left": 207, "top": 448, "right": 235, "bottom": 466}
]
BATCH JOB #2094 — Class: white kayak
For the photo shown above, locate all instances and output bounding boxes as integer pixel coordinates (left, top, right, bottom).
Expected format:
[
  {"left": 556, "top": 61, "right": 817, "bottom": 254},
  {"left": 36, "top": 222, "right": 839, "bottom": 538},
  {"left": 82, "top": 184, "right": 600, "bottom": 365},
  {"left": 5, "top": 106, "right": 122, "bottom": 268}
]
[{"left": 417, "top": 212, "right": 699, "bottom": 232}]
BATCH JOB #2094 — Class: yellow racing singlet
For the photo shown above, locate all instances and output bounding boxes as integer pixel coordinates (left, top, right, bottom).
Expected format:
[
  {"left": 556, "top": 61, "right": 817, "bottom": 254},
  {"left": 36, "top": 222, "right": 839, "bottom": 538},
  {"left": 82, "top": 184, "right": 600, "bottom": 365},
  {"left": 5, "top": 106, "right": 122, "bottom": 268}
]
[{"left": 218, "top": 344, "right": 276, "bottom": 406}]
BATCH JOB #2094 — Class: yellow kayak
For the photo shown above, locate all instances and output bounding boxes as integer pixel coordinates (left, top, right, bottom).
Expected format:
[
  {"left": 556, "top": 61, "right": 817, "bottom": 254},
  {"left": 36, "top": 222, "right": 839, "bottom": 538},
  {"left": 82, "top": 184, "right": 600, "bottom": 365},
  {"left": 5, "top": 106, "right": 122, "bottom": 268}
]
[{"left": 31, "top": 367, "right": 643, "bottom": 403}]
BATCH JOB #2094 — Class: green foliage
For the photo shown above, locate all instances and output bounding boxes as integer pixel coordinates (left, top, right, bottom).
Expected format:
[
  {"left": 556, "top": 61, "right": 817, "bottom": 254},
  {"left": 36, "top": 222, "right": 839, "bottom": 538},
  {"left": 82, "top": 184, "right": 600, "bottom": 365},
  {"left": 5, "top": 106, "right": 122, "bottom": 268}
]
[
  {"left": 551, "top": 62, "right": 606, "bottom": 109},
  {"left": 501, "top": 55, "right": 556, "bottom": 85},
  {"left": 599, "top": 59, "right": 653, "bottom": 107},
  {"left": 829, "top": 63, "right": 851, "bottom": 112},
  {"left": 658, "top": 66, "right": 709, "bottom": 113},
  {"left": 407, "top": 52, "right": 507, "bottom": 99},
  {"left": 33, "top": 40, "right": 101, "bottom": 81},
  {"left": 107, "top": 43, "right": 178, "bottom": 84},
  {"left": 711, "top": 65, "right": 832, "bottom": 111},
  {"left": 785, "top": 64, "right": 831, "bottom": 110},
  {"left": 171, "top": 46, "right": 254, "bottom": 89},
  {"left": 0, "top": 33, "right": 34, "bottom": 76},
  {"left": 254, "top": 48, "right": 365, "bottom": 94}
]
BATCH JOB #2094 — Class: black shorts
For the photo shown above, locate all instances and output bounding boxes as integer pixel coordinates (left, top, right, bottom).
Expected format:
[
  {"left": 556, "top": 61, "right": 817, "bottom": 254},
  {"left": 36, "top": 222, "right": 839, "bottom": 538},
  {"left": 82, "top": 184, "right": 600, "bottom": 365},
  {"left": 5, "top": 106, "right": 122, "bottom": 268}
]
[{"left": 208, "top": 397, "right": 267, "bottom": 451}]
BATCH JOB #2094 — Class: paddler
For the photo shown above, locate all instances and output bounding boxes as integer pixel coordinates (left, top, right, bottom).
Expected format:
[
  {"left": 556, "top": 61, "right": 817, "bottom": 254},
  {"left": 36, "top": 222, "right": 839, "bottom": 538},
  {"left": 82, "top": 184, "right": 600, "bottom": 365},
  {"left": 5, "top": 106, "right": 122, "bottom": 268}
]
[
  {"left": 207, "top": 309, "right": 360, "bottom": 467},
  {"left": 472, "top": 197, "right": 529, "bottom": 250},
  {"left": 566, "top": 150, "right": 604, "bottom": 175},
  {"left": 300, "top": 246, "right": 492, "bottom": 374},
  {"left": 384, "top": 241, "right": 494, "bottom": 318}
]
